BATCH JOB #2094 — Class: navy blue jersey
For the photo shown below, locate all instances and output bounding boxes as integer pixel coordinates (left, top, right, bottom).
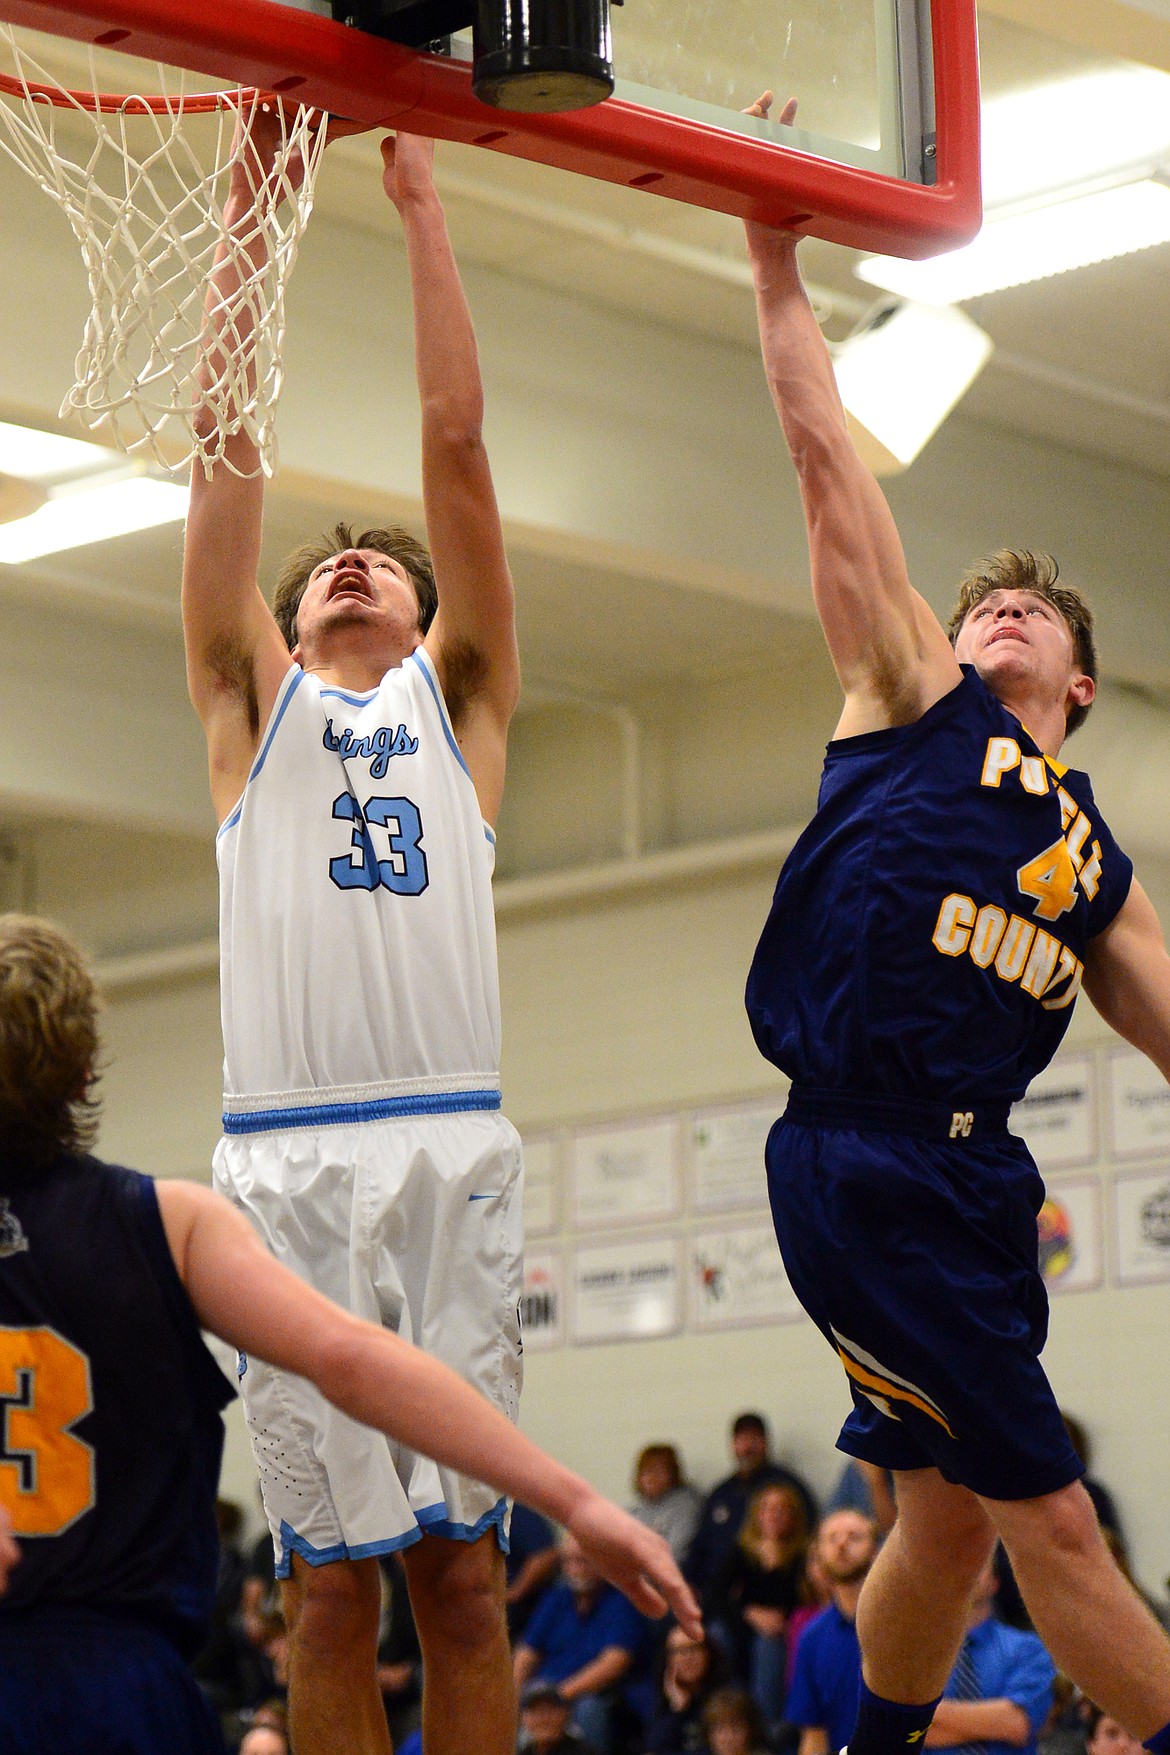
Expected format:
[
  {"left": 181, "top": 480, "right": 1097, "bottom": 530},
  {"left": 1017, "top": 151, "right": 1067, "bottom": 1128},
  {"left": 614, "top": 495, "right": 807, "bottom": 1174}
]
[
  {"left": 0, "top": 1154, "right": 233, "bottom": 1657},
  {"left": 747, "top": 669, "right": 1133, "bottom": 1105}
]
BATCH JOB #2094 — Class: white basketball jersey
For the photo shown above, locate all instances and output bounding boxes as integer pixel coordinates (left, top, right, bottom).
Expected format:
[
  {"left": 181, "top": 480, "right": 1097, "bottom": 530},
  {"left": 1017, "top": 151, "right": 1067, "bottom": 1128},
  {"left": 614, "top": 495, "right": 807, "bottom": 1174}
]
[{"left": 217, "top": 650, "right": 502, "bottom": 1120}]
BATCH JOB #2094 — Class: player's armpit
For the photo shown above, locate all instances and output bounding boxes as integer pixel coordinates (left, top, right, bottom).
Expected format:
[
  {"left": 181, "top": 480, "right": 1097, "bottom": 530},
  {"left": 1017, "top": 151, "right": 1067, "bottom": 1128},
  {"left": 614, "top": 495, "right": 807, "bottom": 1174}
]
[{"left": 1083, "top": 877, "right": 1170, "bottom": 1082}]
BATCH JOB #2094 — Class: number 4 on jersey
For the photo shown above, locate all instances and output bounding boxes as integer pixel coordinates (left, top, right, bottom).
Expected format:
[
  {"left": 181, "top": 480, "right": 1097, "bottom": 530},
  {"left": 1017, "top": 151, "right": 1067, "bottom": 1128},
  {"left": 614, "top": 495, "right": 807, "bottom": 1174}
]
[{"left": 1017, "top": 838, "right": 1079, "bottom": 922}]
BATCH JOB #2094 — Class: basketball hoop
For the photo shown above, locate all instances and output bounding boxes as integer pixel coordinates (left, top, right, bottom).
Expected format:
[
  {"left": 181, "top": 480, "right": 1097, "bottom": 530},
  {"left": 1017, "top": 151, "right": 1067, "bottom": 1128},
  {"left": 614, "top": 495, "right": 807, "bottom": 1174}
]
[{"left": 0, "top": 26, "right": 330, "bottom": 479}]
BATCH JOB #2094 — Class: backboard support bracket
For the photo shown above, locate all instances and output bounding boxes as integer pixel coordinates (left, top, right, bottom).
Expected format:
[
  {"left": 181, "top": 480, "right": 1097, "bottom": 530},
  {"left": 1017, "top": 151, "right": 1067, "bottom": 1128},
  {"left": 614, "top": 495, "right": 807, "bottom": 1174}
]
[{"left": 330, "top": 0, "right": 470, "bottom": 51}]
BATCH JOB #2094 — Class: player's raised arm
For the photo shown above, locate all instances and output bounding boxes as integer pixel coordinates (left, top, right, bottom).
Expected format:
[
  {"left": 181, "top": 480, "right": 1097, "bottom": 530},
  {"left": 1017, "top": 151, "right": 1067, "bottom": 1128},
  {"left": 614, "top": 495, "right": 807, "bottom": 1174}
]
[
  {"left": 157, "top": 1180, "right": 701, "bottom": 1636},
  {"left": 1083, "top": 878, "right": 1170, "bottom": 1081},
  {"left": 384, "top": 131, "right": 520, "bottom": 827},
  {"left": 181, "top": 101, "right": 299, "bottom": 821},
  {"left": 744, "top": 99, "right": 959, "bottom": 736}
]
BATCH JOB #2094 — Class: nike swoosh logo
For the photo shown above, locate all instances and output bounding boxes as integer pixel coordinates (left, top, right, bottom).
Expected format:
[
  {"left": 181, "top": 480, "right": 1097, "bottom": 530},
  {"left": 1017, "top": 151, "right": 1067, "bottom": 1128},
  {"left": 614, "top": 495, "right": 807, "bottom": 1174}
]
[{"left": 468, "top": 1192, "right": 502, "bottom": 1202}]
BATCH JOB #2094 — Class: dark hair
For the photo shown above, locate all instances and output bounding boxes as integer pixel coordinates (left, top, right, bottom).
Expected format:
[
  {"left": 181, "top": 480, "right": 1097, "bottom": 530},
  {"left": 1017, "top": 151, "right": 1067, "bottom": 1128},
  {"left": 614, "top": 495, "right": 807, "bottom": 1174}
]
[
  {"left": 0, "top": 914, "right": 101, "bottom": 1168},
  {"left": 635, "top": 1442, "right": 684, "bottom": 1494},
  {"left": 1083, "top": 1705, "right": 1107, "bottom": 1742},
  {"left": 272, "top": 521, "right": 438, "bottom": 650},
  {"left": 702, "top": 1687, "right": 767, "bottom": 1740},
  {"left": 947, "top": 550, "right": 1097, "bottom": 736},
  {"left": 1061, "top": 1412, "right": 1090, "bottom": 1466},
  {"left": 732, "top": 1412, "right": 768, "bottom": 1438}
]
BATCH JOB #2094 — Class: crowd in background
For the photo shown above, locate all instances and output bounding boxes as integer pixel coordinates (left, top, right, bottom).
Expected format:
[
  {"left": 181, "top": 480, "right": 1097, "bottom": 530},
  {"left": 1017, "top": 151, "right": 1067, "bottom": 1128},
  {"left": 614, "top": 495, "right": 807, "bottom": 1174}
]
[{"left": 193, "top": 1411, "right": 1167, "bottom": 1755}]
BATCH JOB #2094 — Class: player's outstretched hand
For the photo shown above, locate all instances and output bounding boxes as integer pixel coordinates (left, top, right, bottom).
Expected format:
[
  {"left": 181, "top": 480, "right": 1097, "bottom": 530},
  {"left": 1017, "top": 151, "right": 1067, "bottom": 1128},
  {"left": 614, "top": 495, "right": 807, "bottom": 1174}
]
[
  {"left": 566, "top": 1491, "right": 702, "bottom": 1638},
  {"left": 381, "top": 130, "right": 438, "bottom": 213},
  {"left": 0, "top": 1504, "right": 19, "bottom": 1594},
  {"left": 743, "top": 90, "right": 798, "bottom": 126},
  {"left": 742, "top": 92, "right": 803, "bottom": 263}
]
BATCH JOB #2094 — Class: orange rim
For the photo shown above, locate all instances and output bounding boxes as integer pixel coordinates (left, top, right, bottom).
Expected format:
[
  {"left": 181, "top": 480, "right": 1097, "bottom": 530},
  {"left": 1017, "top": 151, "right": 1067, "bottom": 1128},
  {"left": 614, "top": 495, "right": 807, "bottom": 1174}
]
[{"left": 0, "top": 74, "right": 266, "bottom": 115}]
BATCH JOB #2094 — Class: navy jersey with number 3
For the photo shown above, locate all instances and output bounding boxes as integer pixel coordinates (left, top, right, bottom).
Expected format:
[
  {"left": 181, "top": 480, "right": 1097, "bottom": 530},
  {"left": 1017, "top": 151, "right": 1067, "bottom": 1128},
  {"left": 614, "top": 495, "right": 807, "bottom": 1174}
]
[
  {"left": 0, "top": 1153, "right": 233, "bottom": 1657},
  {"left": 747, "top": 668, "right": 1133, "bottom": 1104}
]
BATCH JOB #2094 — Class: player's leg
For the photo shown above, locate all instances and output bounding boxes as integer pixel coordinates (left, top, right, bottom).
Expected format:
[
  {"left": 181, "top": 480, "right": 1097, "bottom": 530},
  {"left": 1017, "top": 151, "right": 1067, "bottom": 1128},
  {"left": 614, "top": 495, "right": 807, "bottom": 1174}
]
[
  {"left": 984, "top": 1483, "right": 1170, "bottom": 1741},
  {"left": 402, "top": 1529, "right": 515, "bottom": 1755},
  {"left": 281, "top": 1554, "right": 392, "bottom": 1755},
  {"left": 855, "top": 1468, "right": 995, "bottom": 1702}
]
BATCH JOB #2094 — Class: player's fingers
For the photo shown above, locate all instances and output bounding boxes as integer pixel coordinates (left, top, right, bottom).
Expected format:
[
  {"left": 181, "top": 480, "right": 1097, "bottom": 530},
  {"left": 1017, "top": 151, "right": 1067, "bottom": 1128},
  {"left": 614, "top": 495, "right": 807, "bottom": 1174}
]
[
  {"left": 778, "top": 97, "right": 798, "bottom": 125},
  {"left": 624, "top": 1572, "right": 670, "bottom": 1619},
  {"left": 656, "top": 1570, "right": 703, "bottom": 1639},
  {"left": 743, "top": 88, "right": 773, "bottom": 118}
]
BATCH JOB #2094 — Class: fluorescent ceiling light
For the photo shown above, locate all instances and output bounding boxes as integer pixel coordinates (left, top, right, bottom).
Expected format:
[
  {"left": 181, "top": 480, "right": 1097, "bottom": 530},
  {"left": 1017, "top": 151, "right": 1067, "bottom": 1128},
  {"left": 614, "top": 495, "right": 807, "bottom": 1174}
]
[
  {"left": 981, "top": 68, "right": 1170, "bottom": 208},
  {"left": 858, "top": 65, "right": 1170, "bottom": 305},
  {"left": 0, "top": 420, "right": 112, "bottom": 482},
  {"left": 833, "top": 301, "right": 993, "bottom": 473},
  {"left": 0, "top": 474, "right": 189, "bottom": 563},
  {"left": 858, "top": 180, "right": 1170, "bottom": 306}
]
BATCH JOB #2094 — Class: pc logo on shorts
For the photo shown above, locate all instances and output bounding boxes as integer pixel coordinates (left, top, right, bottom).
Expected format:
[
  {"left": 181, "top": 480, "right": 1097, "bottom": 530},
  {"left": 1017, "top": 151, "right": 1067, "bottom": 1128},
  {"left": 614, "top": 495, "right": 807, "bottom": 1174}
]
[{"left": 949, "top": 1111, "right": 974, "bottom": 1139}]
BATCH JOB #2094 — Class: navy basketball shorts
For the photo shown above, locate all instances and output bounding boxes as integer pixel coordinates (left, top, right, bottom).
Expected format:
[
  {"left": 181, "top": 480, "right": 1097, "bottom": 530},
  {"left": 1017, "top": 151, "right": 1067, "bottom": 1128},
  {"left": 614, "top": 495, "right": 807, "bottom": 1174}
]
[
  {"left": 0, "top": 1608, "right": 227, "bottom": 1754},
  {"left": 766, "top": 1092, "right": 1084, "bottom": 1502}
]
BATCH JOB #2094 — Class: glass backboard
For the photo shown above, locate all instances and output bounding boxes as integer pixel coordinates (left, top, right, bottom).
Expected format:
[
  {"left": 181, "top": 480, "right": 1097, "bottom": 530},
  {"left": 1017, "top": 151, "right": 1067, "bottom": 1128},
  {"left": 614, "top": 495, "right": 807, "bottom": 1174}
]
[{"left": 0, "top": 0, "right": 980, "bottom": 257}]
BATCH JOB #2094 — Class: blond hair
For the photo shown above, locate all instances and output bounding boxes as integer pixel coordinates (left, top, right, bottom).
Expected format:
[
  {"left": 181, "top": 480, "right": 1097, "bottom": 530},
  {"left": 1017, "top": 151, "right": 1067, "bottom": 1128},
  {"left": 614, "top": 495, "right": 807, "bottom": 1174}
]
[
  {"left": 738, "top": 1480, "right": 809, "bottom": 1568},
  {"left": 947, "top": 550, "right": 1097, "bottom": 736},
  {"left": 0, "top": 914, "right": 101, "bottom": 1166}
]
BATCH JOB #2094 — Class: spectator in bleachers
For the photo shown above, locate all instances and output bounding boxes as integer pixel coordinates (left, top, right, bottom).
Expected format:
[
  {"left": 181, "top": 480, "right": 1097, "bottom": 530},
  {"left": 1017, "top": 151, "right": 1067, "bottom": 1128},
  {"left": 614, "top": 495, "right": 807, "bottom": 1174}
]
[
  {"left": 1083, "top": 1702, "right": 1144, "bottom": 1755},
  {"left": 643, "top": 1625, "right": 723, "bottom": 1754},
  {"left": 631, "top": 1445, "right": 704, "bottom": 1568},
  {"left": 377, "top": 1552, "right": 422, "bottom": 1746},
  {"left": 514, "top": 1531, "right": 651, "bottom": 1753},
  {"left": 238, "top": 1726, "right": 288, "bottom": 1755},
  {"left": 715, "top": 1484, "right": 810, "bottom": 1738},
  {"left": 925, "top": 1563, "right": 1054, "bottom": 1755},
  {"left": 518, "top": 1679, "right": 601, "bottom": 1754},
  {"left": 687, "top": 1415, "right": 817, "bottom": 1605},
  {"left": 823, "top": 1461, "right": 897, "bottom": 1536},
  {"left": 784, "top": 1548, "right": 831, "bottom": 1698},
  {"left": 784, "top": 1510, "right": 879, "bottom": 1755},
  {"left": 1062, "top": 1416, "right": 1124, "bottom": 1546},
  {"left": 508, "top": 1504, "right": 563, "bottom": 1639},
  {"left": 700, "top": 1687, "right": 774, "bottom": 1755}
]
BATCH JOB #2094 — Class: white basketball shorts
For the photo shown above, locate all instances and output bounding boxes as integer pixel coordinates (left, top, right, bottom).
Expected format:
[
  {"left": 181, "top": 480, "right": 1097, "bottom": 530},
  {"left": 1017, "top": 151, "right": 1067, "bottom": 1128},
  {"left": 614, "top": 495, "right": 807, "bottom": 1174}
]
[{"left": 212, "top": 1108, "right": 524, "bottom": 1574}]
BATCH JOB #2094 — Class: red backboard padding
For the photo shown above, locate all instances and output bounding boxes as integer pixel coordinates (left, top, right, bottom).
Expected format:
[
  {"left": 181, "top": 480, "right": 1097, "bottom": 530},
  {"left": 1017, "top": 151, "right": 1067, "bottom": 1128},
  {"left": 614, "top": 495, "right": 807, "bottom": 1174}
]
[{"left": 0, "top": 0, "right": 981, "bottom": 257}]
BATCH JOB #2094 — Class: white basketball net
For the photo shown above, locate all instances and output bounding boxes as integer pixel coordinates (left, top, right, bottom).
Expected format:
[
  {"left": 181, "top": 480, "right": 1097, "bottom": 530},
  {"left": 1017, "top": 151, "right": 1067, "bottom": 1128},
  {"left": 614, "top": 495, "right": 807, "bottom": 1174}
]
[{"left": 0, "top": 26, "right": 330, "bottom": 478}]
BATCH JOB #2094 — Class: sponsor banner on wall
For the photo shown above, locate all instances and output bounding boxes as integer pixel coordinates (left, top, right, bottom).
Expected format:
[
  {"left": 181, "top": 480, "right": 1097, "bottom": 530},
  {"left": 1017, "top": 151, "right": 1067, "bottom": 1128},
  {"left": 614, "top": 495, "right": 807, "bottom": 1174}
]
[
  {"left": 1037, "top": 1175, "right": 1102, "bottom": 1295},
  {"left": 521, "top": 1133, "right": 559, "bottom": 1238},
  {"left": 1113, "top": 1167, "right": 1170, "bottom": 1287},
  {"left": 1107, "top": 1050, "right": 1170, "bottom": 1160},
  {"left": 1012, "top": 1055, "right": 1096, "bottom": 1170},
  {"left": 690, "top": 1100, "right": 779, "bottom": 1213},
  {"left": 690, "top": 1223, "right": 804, "bottom": 1330},
  {"left": 571, "top": 1236, "right": 682, "bottom": 1344},
  {"left": 570, "top": 1117, "right": 681, "bottom": 1229},
  {"left": 520, "top": 1251, "right": 564, "bottom": 1351}
]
